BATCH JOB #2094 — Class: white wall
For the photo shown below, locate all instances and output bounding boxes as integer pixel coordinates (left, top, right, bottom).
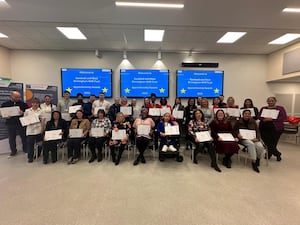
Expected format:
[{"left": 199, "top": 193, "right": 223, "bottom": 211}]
[
  {"left": 0, "top": 46, "right": 11, "bottom": 78},
  {"left": 10, "top": 50, "right": 272, "bottom": 108}
]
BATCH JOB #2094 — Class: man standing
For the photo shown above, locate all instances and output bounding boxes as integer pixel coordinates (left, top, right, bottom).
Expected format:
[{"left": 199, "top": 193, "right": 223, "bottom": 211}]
[
  {"left": 57, "top": 90, "right": 75, "bottom": 122},
  {"left": 1, "top": 91, "right": 28, "bottom": 156},
  {"left": 92, "top": 92, "right": 111, "bottom": 115}
]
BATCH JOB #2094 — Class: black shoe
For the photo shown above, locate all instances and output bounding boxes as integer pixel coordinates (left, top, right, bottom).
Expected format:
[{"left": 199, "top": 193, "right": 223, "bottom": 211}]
[
  {"left": 252, "top": 162, "right": 260, "bottom": 173},
  {"left": 133, "top": 157, "right": 140, "bottom": 166},
  {"left": 193, "top": 159, "right": 198, "bottom": 164},
  {"left": 28, "top": 159, "right": 33, "bottom": 163},
  {"left": 43, "top": 161, "right": 48, "bottom": 164},
  {"left": 276, "top": 153, "right": 282, "bottom": 161},
  {"left": 52, "top": 160, "right": 57, "bottom": 163},
  {"left": 227, "top": 158, "right": 232, "bottom": 168},
  {"left": 256, "top": 158, "right": 260, "bottom": 167},
  {"left": 97, "top": 155, "right": 103, "bottom": 162},
  {"left": 115, "top": 160, "right": 120, "bottom": 166},
  {"left": 9, "top": 152, "right": 17, "bottom": 157},
  {"left": 222, "top": 157, "right": 227, "bottom": 167},
  {"left": 140, "top": 156, "right": 146, "bottom": 164},
  {"left": 211, "top": 162, "right": 222, "bottom": 172},
  {"left": 88, "top": 157, "right": 96, "bottom": 163}
]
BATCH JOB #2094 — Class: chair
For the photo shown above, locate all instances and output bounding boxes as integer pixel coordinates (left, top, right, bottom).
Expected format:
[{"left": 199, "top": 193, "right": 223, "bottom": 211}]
[
  {"left": 34, "top": 140, "right": 43, "bottom": 162},
  {"left": 282, "top": 122, "right": 299, "bottom": 144}
]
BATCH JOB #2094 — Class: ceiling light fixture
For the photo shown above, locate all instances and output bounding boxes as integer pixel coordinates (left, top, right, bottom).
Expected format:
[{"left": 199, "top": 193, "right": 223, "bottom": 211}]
[
  {"left": 0, "top": 32, "right": 8, "bottom": 38},
  {"left": 123, "top": 50, "right": 127, "bottom": 59},
  {"left": 56, "top": 27, "right": 87, "bottom": 40},
  {"left": 217, "top": 32, "right": 247, "bottom": 43},
  {"left": 144, "top": 29, "right": 165, "bottom": 42},
  {"left": 157, "top": 51, "right": 162, "bottom": 60},
  {"left": 115, "top": 1, "right": 184, "bottom": 8},
  {"left": 269, "top": 33, "right": 300, "bottom": 45},
  {"left": 282, "top": 8, "right": 300, "bottom": 13}
]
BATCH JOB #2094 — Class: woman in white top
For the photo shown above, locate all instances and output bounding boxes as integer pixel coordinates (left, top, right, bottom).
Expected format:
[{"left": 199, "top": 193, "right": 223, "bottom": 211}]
[
  {"left": 40, "top": 95, "right": 57, "bottom": 122},
  {"left": 24, "top": 98, "right": 45, "bottom": 163}
]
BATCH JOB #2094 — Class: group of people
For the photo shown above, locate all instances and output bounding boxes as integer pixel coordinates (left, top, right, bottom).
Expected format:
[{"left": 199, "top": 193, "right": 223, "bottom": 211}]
[{"left": 1, "top": 91, "right": 287, "bottom": 173}]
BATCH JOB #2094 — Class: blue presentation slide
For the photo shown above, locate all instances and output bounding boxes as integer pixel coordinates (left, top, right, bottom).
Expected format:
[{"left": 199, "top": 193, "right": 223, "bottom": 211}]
[
  {"left": 61, "top": 68, "right": 112, "bottom": 97},
  {"left": 177, "top": 70, "right": 223, "bottom": 98},
  {"left": 120, "top": 69, "right": 169, "bottom": 97}
]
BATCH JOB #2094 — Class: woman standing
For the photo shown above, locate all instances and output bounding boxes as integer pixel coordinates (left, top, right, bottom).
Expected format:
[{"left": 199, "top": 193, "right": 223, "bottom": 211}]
[
  {"left": 241, "top": 98, "right": 259, "bottom": 120},
  {"left": 258, "top": 97, "right": 287, "bottom": 161},
  {"left": 210, "top": 109, "right": 239, "bottom": 168}
]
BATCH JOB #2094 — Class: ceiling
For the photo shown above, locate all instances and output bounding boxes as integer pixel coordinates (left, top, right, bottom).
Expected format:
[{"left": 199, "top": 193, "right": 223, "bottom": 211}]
[{"left": 1, "top": 0, "right": 300, "bottom": 54}]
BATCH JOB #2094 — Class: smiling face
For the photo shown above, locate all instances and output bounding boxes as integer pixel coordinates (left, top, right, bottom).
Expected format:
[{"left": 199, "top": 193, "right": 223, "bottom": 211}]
[
  {"left": 267, "top": 97, "right": 276, "bottom": 107},
  {"left": 195, "top": 110, "right": 203, "bottom": 121},
  {"left": 216, "top": 110, "right": 225, "bottom": 120}
]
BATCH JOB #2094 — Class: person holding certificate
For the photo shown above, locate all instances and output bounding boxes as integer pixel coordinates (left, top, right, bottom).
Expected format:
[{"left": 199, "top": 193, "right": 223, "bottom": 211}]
[
  {"left": 24, "top": 98, "right": 45, "bottom": 163},
  {"left": 1, "top": 91, "right": 28, "bottom": 156},
  {"left": 199, "top": 98, "right": 214, "bottom": 124},
  {"left": 184, "top": 98, "right": 197, "bottom": 150},
  {"left": 40, "top": 95, "right": 57, "bottom": 123},
  {"left": 188, "top": 109, "right": 221, "bottom": 172},
  {"left": 88, "top": 109, "right": 111, "bottom": 163},
  {"left": 57, "top": 90, "right": 75, "bottom": 124},
  {"left": 43, "top": 111, "right": 67, "bottom": 164},
  {"left": 132, "top": 108, "right": 155, "bottom": 166},
  {"left": 237, "top": 110, "right": 264, "bottom": 173},
  {"left": 67, "top": 110, "right": 90, "bottom": 164},
  {"left": 258, "top": 97, "right": 287, "bottom": 161},
  {"left": 172, "top": 97, "right": 185, "bottom": 135},
  {"left": 109, "top": 112, "right": 131, "bottom": 165},
  {"left": 210, "top": 109, "right": 239, "bottom": 169},
  {"left": 240, "top": 98, "right": 259, "bottom": 120}
]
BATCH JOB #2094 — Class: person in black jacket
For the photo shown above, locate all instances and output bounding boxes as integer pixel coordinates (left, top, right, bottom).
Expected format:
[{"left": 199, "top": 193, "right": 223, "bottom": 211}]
[
  {"left": 1, "top": 91, "right": 28, "bottom": 156},
  {"left": 43, "top": 111, "right": 67, "bottom": 164}
]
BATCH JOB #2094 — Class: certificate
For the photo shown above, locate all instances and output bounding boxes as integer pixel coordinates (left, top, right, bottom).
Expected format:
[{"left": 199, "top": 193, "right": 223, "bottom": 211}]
[
  {"left": 195, "top": 131, "right": 212, "bottom": 142},
  {"left": 261, "top": 109, "right": 279, "bottom": 119},
  {"left": 218, "top": 133, "right": 235, "bottom": 141},
  {"left": 160, "top": 108, "right": 171, "bottom": 116},
  {"left": 91, "top": 128, "right": 104, "bottom": 137},
  {"left": 137, "top": 125, "right": 151, "bottom": 136},
  {"left": 133, "top": 109, "right": 140, "bottom": 118},
  {"left": 68, "top": 105, "right": 82, "bottom": 114},
  {"left": 240, "top": 108, "right": 255, "bottom": 117},
  {"left": 227, "top": 108, "right": 240, "bottom": 117},
  {"left": 120, "top": 106, "right": 132, "bottom": 115},
  {"left": 239, "top": 129, "right": 256, "bottom": 140},
  {"left": 0, "top": 106, "right": 20, "bottom": 118},
  {"left": 44, "top": 129, "right": 62, "bottom": 141},
  {"left": 112, "top": 129, "right": 127, "bottom": 140},
  {"left": 172, "top": 110, "right": 184, "bottom": 119},
  {"left": 149, "top": 108, "right": 161, "bottom": 116},
  {"left": 93, "top": 106, "right": 105, "bottom": 116},
  {"left": 19, "top": 114, "right": 40, "bottom": 127},
  {"left": 69, "top": 128, "right": 83, "bottom": 138},
  {"left": 61, "top": 113, "right": 71, "bottom": 121},
  {"left": 164, "top": 125, "right": 180, "bottom": 135}
]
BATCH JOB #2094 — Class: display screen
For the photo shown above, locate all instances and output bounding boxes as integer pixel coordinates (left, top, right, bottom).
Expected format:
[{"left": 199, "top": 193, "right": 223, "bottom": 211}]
[
  {"left": 120, "top": 69, "right": 169, "bottom": 98},
  {"left": 176, "top": 70, "right": 224, "bottom": 98},
  {"left": 61, "top": 68, "right": 112, "bottom": 97}
]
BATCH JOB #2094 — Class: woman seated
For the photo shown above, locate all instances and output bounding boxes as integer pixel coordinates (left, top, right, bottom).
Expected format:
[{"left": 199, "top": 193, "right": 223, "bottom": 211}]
[
  {"left": 132, "top": 108, "right": 155, "bottom": 166},
  {"left": 188, "top": 109, "right": 221, "bottom": 172},
  {"left": 209, "top": 109, "right": 239, "bottom": 169},
  {"left": 88, "top": 109, "right": 111, "bottom": 163},
  {"left": 67, "top": 110, "right": 90, "bottom": 164},
  {"left": 109, "top": 112, "right": 131, "bottom": 165},
  {"left": 43, "top": 111, "right": 67, "bottom": 164},
  {"left": 237, "top": 109, "right": 264, "bottom": 173},
  {"left": 157, "top": 112, "right": 179, "bottom": 152}
]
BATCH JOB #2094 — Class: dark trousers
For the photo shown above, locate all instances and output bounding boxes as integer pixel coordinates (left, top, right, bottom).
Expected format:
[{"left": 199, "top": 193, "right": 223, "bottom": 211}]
[
  {"left": 27, "top": 134, "right": 43, "bottom": 160},
  {"left": 260, "top": 122, "right": 282, "bottom": 157},
  {"left": 89, "top": 137, "right": 107, "bottom": 159},
  {"left": 194, "top": 141, "right": 217, "bottom": 165},
  {"left": 67, "top": 138, "right": 82, "bottom": 159},
  {"left": 110, "top": 144, "right": 125, "bottom": 162},
  {"left": 43, "top": 140, "right": 58, "bottom": 162},
  {"left": 7, "top": 124, "right": 27, "bottom": 154},
  {"left": 136, "top": 136, "right": 150, "bottom": 157}
]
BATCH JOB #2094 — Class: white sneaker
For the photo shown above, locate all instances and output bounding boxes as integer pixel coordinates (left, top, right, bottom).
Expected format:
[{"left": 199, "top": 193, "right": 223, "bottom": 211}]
[
  {"left": 161, "top": 145, "right": 168, "bottom": 152},
  {"left": 169, "top": 145, "right": 177, "bottom": 152}
]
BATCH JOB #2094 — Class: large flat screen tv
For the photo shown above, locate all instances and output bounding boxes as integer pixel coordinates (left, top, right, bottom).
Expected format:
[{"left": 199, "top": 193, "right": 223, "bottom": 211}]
[
  {"left": 176, "top": 70, "right": 224, "bottom": 98},
  {"left": 120, "top": 69, "right": 169, "bottom": 98},
  {"left": 61, "top": 68, "right": 112, "bottom": 97}
]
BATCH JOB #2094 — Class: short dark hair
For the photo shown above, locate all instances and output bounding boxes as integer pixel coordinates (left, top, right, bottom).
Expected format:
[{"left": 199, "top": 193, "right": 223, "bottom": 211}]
[{"left": 76, "top": 93, "right": 83, "bottom": 98}]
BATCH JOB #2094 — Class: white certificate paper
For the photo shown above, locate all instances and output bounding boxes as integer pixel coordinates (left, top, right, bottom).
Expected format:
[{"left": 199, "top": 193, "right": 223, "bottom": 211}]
[
  {"left": 160, "top": 108, "right": 171, "bottom": 116},
  {"left": 112, "top": 129, "right": 127, "bottom": 140},
  {"left": 137, "top": 125, "right": 151, "bottom": 136},
  {"left": 93, "top": 106, "right": 105, "bottom": 116},
  {"left": 227, "top": 108, "right": 240, "bottom": 117},
  {"left": 149, "top": 108, "right": 161, "bottom": 116},
  {"left": 44, "top": 129, "right": 62, "bottom": 141},
  {"left": 172, "top": 110, "right": 184, "bottom": 119},
  {"left": 195, "top": 131, "right": 212, "bottom": 142},
  {"left": 69, "top": 128, "right": 83, "bottom": 138},
  {"left": 68, "top": 105, "right": 82, "bottom": 114},
  {"left": 0, "top": 106, "right": 20, "bottom": 118},
  {"left": 19, "top": 114, "right": 40, "bottom": 127},
  {"left": 261, "top": 109, "right": 279, "bottom": 119},
  {"left": 120, "top": 106, "right": 132, "bottom": 115},
  {"left": 218, "top": 133, "right": 235, "bottom": 141},
  {"left": 91, "top": 128, "right": 104, "bottom": 137},
  {"left": 164, "top": 125, "right": 180, "bottom": 135},
  {"left": 239, "top": 129, "right": 256, "bottom": 140}
]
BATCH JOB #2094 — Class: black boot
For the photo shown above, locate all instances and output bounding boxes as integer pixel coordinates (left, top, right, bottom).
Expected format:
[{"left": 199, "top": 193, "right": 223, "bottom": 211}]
[
  {"left": 140, "top": 155, "right": 146, "bottom": 164},
  {"left": 97, "top": 153, "right": 103, "bottom": 162},
  {"left": 222, "top": 157, "right": 228, "bottom": 167},
  {"left": 133, "top": 155, "right": 140, "bottom": 166},
  {"left": 211, "top": 162, "right": 222, "bottom": 172},
  {"left": 88, "top": 155, "right": 96, "bottom": 163},
  {"left": 252, "top": 162, "right": 260, "bottom": 173},
  {"left": 193, "top": 150, "right": 198, "bottom": 164},
  {"left": 276, "top": 152, "right": 282, "bottom": 161},
  {"left": 256, "top": 158, "right": 260, "bottom": 167}
]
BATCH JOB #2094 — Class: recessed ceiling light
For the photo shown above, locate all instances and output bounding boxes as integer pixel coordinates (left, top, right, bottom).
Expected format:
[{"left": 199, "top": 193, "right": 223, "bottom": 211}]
[
  {"left": 0, "top": 32, "right": 8, "bottom": 38},
  {"left": 115, "top": 1, "right": 184, "bottom": 8},
  {"left": 217, "top": 32, "right": 247, "bottom": 43},
  {"left": 144, "top": 29, "right": 165, "bottom": 42},
  {"left": 269, "top": 33, "right": 300, "bottom": 45},
  {"left": 56, "top": 27, "right": 87, "bottom": 40},
  {"left": 0, "top": 0, "right": 10, "bottom": 8},
  {"left": 282, "top": 8, "right": 300, "bottom": 13}
]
